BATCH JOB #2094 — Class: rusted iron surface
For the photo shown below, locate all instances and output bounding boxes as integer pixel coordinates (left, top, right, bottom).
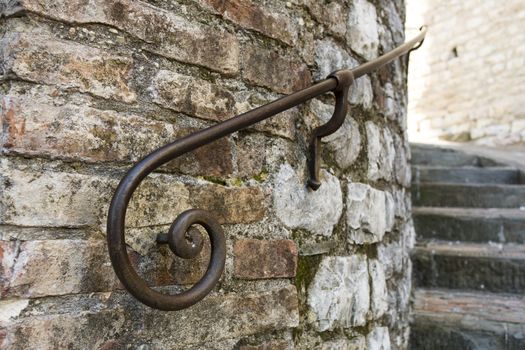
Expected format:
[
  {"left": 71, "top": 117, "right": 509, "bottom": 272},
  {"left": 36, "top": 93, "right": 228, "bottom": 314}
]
[{"left": 107, "top": 27, "right": 427, "bottom": 311}]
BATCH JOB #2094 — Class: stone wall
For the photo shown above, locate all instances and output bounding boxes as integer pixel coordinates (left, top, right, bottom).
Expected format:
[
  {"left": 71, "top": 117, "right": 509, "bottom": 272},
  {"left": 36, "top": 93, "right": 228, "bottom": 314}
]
[
  {"left": 407, "top": 0, "right": 525, "bottom": 145},
  {"left": 0, "top": 0, "right": 414, "bottom": 349}
]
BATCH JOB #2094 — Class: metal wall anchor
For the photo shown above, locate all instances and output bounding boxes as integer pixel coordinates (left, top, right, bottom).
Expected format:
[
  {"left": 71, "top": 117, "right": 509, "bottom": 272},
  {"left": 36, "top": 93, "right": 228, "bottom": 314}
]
[{"left": 107, "top": 27, "right": 427, "bottom": 311}]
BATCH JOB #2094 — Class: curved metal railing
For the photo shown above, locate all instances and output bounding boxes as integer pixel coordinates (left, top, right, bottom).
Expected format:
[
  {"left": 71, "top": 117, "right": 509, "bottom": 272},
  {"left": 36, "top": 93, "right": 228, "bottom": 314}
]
[{"left": 107, "top": 27, "right": 427, "bottom": 311}]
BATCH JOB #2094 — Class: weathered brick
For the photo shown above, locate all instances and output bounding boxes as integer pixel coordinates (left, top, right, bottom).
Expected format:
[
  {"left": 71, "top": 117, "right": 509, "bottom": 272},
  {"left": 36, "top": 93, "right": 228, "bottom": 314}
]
[
  {"left": 190, "top": 184, "right": 268, "bottom": 224},
  {"left": 149, "top": 70, "right": 236, "bottom": 122},
  {"left": 242, "top": 45, "right": 311, "bottom": 94},
  {"left": 0, "top": 0, "right": 414, "bottom": 346},
  {"left": 234, "top": 239, "right": 297, "bottom": 279},
  {"left": 0, "top": 235, "right": 214, "bottom": 298},
  {"left": 11, "top": 0, "right": 240, "bottom": 74},
  {"left": 197, "top": 0, "right": 297, "bottom": 45},
  {"left": 1, "top": 33, "right": 136, "bottom": 103},
  {"left": 0, "top": 240, "right": 118, "bottom": 298},
  {"left": 0, "top": 160, "right": 190, "bottom": 228},
  {"left": 1, "top": 286, "right": 299, "bottom": 349},
  {"left": 233, "top": 91, "right": 298, "bottom": 140},
  {"left": 1, "top": 84, "right": 233, "bottom": 177},
  {"left": 0, "top": 164, "right": 110, "bottom": 227},
  {"left": 0, "top": 160, "right": 265, "bottom": 231},
  {"left": 235, "top": 133, "right": 268, "bottom": 179}
]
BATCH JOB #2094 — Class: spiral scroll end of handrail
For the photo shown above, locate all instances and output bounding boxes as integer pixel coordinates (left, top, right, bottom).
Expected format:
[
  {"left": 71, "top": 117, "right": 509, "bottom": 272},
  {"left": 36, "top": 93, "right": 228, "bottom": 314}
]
[
  {"left": 106, "top": 26, "right": 427, "bottom": 311},
  {"left": 107, "top": 151, "right": 226, "bottom": 311}
]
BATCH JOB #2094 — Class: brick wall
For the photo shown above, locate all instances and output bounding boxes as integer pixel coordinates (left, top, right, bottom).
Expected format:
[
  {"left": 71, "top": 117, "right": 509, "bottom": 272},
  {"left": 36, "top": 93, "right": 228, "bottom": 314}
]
[
  {"left": 0, "top": 0, "right": 414, "bottom": 349},
  {"left": 407, "top": 0, "right": 525, "bottom": 145}
]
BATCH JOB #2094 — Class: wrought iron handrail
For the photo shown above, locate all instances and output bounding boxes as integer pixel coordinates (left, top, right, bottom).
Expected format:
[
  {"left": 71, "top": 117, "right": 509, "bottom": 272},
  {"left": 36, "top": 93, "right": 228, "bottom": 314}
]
[{"left": 107, "top": 27, "right": 427, "bottom": 311}]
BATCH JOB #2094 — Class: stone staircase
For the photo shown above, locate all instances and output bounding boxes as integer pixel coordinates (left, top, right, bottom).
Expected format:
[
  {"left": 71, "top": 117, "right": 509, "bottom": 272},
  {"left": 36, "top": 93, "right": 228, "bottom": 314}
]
[{"left": 409, "top": 144, "right": 525, "bottom": 349}]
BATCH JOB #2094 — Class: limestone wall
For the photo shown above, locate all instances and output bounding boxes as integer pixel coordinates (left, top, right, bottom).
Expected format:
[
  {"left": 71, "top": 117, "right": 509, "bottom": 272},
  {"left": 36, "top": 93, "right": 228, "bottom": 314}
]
[
  {"left": 0, "top": 0, "right": 414, "bottom": 348},
  {"left": 407, "top": 0, "right": 525, "bottom": 145}
]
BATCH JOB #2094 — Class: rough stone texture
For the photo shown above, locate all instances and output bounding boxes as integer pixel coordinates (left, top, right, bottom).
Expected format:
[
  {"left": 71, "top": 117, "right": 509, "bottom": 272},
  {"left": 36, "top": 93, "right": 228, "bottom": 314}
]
[
  {"left": 239, "top": 340, "right": 292, "bottom": 350},
  {"left": 242, "top": 44, "right": 311, "bottom": 94},
  {"left": 314, "top": 39, "right": 374, "bottom": 109},
  {"left": 189, "top": 185, "right": 268, "bottom": 224},
  {"left": 304, "top": 0, "right": 347, "bottom": 38},
  {"left": 346, "top": 183, "right": 394, "bottom": 244},
  {"left": 149, "top": 70, "right": 236, "bottom": 122},
  {"left": 347, "top": 0, "right": 380, "bottom": 60},
  {"left": 196, "top": 0, "right": 297, "bottom": 45},
  {"left": 307, "top": 255, "right": 370, "bottom": 331},
  {"left": 309, "top": 99, "right": 362, "bottom": 169},
  {"left": 273, "top": 164, "right": 343, "bottom": 237},
  {"left": 1, "top": 32, "right": 136, "bottom": 103},
  {"left": 0, "top": 286, "right": 299, "bottom": 349},
  {"left": 234, "top": 239, "right": 298, "bottom": 279},
  {"left": 369, "top": 259, "right": 389, "bottom": 320},
  {"left": 366, "top": 121, "right": 396, "bottom": 181},
  {"left": 367, "top": 327, "right": 392, "bottom": 350},
  {"left": 407, "top": 0, "right": 525, "bottom": 145},
  {"left": 1, "top": 240, "right": 118, "bottom": 298},
  {"left": 320, "top": 337, "right": 366, "bottom": 350},
  {"left": 1, "top": 84, "right": 234, "bottom": 176},
  {"left": 0, "top": 0, "right": 412, "bottom": 348},
  {"left": 7, "top": 0, "right": 240, "bottom": 74}
]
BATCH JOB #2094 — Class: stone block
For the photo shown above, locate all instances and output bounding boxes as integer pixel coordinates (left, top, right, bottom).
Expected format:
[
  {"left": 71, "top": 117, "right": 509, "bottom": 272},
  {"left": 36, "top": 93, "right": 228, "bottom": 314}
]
[
  {"left": 0, "top": 240, "right": 117, "bottom": 298},
  {"left": 242, "top": 45, "right": 311, "bottom": 94},
  {"left": 368, "top": 259, "right": 388, "bottom": 320},
  {"left": 1, "top": 33, "right": 135, "bottom": 102},
  {"left": 346, "top": 0, "right": 379, "bottom": 60},
  {"left": 308, "top": 99, "right": 362, "bottom": 169},
  {"left": 197, "top": 0, "right": 297, "bottom": 45},
  {"left": 366, "top": 327, "right": 391, "bottom": 350},
  {"left": 12, "top": 0, "right": 239, "bottom": 74},
  {"left": 0, "top": 286, "right": 299, "bottom": 349},
  {"left": 190, "top": 184, "right": 268, "bottom": 224},
  {"left": 314, "top": 39, "right": 373, "bottom": 109},
  {"left": 346, "top": 183, "right": 394, "bottom": 244},
  {"left": 234, "top": 239, "right": 298, "bottom": 279},
  {"left": 1, "top": 84, "right": 233, "bottom": 177},
  {"left": 273, "top": 164, "right": 343, "bottom": 237},
  {"left": 307, "top": 255, "right": 370, "bottom": 331},
  {"left": 366, "top": 122, "right": 395, "bottom": 181},
  {"left": 303, "top": 0, "right": 346, "bottom": 38},
  {"left": 149, "top": 70, "right": 236, "bottom": 122}
]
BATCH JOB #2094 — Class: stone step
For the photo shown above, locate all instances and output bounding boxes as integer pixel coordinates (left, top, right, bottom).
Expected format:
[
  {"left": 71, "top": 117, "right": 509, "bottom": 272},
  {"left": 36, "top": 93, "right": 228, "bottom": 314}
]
[
  {"left": 412, "top": 183, "right": 525, "bottom": 208},
  {"left": 413, "top": 207, "right": 525, "bottom": 244},
  {"left": 411, "top": 143, "right": 502, "bottom": 167},
  {"left": 412, "top": 166, "right": 521, "bottom": 185},
  {"left": 412, "top": 242, "right": 525, "bottom": 293},
  {"left": 410, "top": 288, "right": 525, "bottom": 350}
]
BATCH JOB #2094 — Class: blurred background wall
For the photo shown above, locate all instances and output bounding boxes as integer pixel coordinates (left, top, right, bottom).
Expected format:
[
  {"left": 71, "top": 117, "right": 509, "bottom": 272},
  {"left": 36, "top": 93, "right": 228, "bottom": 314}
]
[{"left": 407, "top": 0, "right": 525, "bottom": 146}]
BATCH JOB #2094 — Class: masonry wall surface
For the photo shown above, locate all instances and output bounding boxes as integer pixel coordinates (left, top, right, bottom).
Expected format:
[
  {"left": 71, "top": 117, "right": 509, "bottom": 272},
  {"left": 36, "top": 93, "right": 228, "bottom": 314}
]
[
  {"left": 0, "top": 0, "right": 413, "bottom": 349},
  {"left": 407, "top": 0, "right": 525, "bottom": 145}
]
